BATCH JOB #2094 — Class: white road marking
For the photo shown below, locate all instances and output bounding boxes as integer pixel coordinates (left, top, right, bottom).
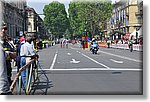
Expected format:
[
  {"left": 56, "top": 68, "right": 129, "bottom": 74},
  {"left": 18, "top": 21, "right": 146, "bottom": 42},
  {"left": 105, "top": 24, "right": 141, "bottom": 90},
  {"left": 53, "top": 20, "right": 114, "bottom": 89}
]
[
  {"left": 110, "top": 59, "right": 123, "bottom": 64},
  {"left": 80, "top": 52, "right": 110, "bottom": 69},
  {"left": 12, "top": 68, "right": 142, "bottom": 72},
  {"left": 76, "top": 51, "right": 81, "bottom": 54},
  {"left": 50, "top": 51, "right": 58, "bottom": 69},
  {"left": 99, "top": 50, "right": 142, "bottom": 63},
  {"left": 70, "top": 59, "right": 80, "bottom": 64},
  {"left": 70, "top": 47, "right": 142, "bottom": 63},
  {"left": 67, "top": 53, "right": 71, "bottom": 55},
  {"left": 29, "top": 68, "right": 142, "bottom": 71}
]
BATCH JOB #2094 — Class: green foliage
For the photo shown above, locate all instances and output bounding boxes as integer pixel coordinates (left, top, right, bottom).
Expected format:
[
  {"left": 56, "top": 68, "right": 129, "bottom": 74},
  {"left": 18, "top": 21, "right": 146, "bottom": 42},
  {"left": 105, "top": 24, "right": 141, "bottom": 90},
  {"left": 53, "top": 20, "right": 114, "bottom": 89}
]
[
  {"left": 43, "top": 1, "right": 69, "bottom": 38},
  {"left": 43, "top": 0, "right": 112, "bottom": 39},
  {"left": 68, "top": 0, "right": 112, "bottom": 38}
]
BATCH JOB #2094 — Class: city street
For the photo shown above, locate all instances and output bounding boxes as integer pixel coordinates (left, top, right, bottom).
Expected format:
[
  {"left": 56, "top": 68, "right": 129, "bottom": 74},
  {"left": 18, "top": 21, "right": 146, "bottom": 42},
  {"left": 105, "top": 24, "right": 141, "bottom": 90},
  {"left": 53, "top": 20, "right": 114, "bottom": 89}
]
[
  {"left": 27, "top": 44, "right": 143, "bottom": 95},
  {"left": 0, "top": 0, "right": 143, "bottom": 96}
]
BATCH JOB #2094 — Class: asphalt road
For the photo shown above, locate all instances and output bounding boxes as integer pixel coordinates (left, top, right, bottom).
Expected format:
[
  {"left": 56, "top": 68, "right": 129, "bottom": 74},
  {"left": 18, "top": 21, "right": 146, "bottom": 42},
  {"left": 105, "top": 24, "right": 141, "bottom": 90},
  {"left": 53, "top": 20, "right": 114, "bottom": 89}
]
[{"left": 16, "top": 43, "right": 143, "bottom": 95}]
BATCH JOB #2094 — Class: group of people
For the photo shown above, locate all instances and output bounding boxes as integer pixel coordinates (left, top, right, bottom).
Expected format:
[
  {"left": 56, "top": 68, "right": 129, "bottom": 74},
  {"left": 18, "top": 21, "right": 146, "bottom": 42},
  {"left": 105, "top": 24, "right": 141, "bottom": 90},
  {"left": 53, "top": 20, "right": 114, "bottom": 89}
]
[{"left": 0, "top": 22, "right": 38, "bottom": 95}]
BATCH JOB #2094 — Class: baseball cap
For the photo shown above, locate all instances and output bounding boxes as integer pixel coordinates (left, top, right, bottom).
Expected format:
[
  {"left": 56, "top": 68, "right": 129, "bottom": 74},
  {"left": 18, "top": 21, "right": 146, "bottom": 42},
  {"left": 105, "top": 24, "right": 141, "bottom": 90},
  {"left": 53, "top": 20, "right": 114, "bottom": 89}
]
[{"left": 20, "top": 36, "right": 25, "bottom": 43}]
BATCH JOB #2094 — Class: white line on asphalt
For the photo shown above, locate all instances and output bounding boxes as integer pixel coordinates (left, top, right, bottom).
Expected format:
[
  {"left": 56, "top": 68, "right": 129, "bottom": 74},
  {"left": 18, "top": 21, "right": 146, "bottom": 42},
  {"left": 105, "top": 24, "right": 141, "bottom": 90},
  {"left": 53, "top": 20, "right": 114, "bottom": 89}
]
[
  {"left": 76, "top": 51, "right": 80, "bottom": 53},
  {"left": 99, "top": 50, "right": 142, "bottom": 63},
  {"left": 31, "top": 68, "right": 142, "bottom": 71},
  {"left": 110, "top": 59, "right": 123, "bottom": 64},
  {"left": 77, "top": 51, "right": 81, "bottom": 53},
  {"left": 50, "top": 51, "right": 58, "bottom": 69},
  {"left": 80, "top": 52, "right": 110, "bottom": 69},
  {"left": 12, "top": 68, "right": 142, "bottom": 72},
  {"left": 67, "top": 53, "right": 71, "bottom": 55},
  {"left": 70, "top": 59, "right": 80, "bottom": 64}
]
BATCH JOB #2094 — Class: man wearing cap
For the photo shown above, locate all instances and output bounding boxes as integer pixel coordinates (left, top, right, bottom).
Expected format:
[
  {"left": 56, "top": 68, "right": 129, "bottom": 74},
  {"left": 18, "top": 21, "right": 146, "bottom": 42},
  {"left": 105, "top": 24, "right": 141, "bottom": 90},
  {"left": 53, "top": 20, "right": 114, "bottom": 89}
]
[
  {"left": 20, "top": 35, "right": 38, "bottom": 90},
  {"left": 1, "top": 23, "right": 16, "bottom": 86},
  {"left": 0, "top": 22, "right": 12, "bottom": 95}
]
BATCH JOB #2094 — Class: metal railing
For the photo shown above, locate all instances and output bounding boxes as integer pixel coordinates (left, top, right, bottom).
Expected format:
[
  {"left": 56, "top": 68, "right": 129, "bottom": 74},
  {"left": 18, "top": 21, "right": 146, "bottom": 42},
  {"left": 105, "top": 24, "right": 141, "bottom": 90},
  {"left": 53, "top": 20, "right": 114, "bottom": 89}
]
[{"left": 10, "top": 58, "right": 39, "bottom": 95}]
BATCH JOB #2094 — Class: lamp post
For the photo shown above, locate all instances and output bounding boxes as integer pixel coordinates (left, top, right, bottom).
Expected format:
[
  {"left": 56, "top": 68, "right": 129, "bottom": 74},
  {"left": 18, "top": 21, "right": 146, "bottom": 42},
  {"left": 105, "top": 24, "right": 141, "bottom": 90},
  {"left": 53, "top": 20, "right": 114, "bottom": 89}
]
[
  {"left": 22, "top": 5, "right": 27, "bottom": 35},
  {"left": 35, "top": 15, "right": 38, "bottom": 35},
  {"left": 84, "top": 28, "right": 87, "bottom": 36}
]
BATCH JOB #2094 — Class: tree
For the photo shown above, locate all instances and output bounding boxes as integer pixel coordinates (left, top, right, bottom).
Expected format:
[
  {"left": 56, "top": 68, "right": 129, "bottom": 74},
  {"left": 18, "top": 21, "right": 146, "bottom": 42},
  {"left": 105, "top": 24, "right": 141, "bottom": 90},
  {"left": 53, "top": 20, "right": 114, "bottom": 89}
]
[
  {"left": 68, "top": 0, "right": 112, "bottom": 38},
  {"left": 43, "top": 1, "right": 69, "bottom": 39}
]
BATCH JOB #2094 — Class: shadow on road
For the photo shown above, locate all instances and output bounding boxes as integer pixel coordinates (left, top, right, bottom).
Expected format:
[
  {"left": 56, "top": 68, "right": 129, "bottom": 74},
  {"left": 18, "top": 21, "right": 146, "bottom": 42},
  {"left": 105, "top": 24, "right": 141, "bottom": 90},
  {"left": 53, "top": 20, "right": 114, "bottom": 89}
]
[{"left": 31, "top": 61, "right": 53, "bottom": 95}]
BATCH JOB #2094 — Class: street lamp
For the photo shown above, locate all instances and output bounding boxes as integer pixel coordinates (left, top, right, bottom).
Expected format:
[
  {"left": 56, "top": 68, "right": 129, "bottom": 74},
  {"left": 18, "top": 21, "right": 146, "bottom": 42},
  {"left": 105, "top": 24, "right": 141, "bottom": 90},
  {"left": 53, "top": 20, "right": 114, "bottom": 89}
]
[
  {"left": 21, "top": 5, "right": 27, "bottom": 35},
  {"left": 84, "top": 28, "right": 87, "bottom": 36},
  {"left": 48, "top": 29, "right": 52, "bottom": 40},
  {"left": 84, "top": 20, "right": 88, "bottom": 36}
]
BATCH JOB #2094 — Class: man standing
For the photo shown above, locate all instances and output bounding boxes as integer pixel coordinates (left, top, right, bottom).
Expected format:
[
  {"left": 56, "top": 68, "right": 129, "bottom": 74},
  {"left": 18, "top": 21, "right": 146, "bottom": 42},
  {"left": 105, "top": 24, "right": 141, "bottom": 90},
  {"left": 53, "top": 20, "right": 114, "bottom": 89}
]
[
  {"left": 20, "top": 35, "right": 38, "bottom": 90},
  {"left": 2, "top": 23, "right": 16, "bottom": 86},
  {"left": 0, "top": 22, "right": 12, "bottom": 95}
]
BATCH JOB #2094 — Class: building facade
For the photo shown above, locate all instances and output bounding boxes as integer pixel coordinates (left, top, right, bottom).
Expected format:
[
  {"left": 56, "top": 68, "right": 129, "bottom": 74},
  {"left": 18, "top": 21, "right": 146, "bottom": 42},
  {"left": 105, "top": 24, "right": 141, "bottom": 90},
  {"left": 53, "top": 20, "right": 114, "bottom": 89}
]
[
  {"left": 26, "top": 7, "right": 45, "bottom": 38},
  {"left": 1, "top": 0, "right": 27, "bottom": 38},
  {"left": 135, "top": 0, "right": 143, "bottom": 27},
  {"left": 109, "top": 0, "right": 143, "bottom": 41}
]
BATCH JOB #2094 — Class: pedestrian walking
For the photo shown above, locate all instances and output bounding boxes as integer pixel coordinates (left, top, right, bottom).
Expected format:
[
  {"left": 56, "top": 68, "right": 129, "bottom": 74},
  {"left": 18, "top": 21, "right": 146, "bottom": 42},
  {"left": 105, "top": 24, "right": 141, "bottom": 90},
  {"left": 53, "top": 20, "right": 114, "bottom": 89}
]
[
  {"left": 82, "top": 40, "right": 85, "bottom": 50},
  {"left": 65, "top": 39, "right": 69, "bottom": 48},
  {"left": 107, "top": 38, "right": 111, "bottom": 48}
]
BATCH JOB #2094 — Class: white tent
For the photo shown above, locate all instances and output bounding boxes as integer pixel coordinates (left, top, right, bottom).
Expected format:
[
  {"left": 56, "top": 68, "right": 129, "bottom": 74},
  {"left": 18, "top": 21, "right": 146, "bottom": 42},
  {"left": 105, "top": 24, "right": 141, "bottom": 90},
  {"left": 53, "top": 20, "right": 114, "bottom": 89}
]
[
  {"left": 130, "top": 29, "right": 136, "bottom": 39},
  {"left": 130, "top": 27, "right": 143, "bottom": 39},
  {"left": 138, "top": 27, "right": 143, "bottom": 37}
]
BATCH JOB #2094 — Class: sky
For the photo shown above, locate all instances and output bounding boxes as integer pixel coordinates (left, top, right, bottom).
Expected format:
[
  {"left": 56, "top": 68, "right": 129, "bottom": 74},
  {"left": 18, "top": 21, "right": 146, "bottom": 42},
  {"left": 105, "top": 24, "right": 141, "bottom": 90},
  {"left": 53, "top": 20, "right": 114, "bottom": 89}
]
[
  {"left": 27, "top": 0, "right": 70, "bottom": 20},
  {"left": 27, "top": 0, "right": 117, "bottom": 20}
]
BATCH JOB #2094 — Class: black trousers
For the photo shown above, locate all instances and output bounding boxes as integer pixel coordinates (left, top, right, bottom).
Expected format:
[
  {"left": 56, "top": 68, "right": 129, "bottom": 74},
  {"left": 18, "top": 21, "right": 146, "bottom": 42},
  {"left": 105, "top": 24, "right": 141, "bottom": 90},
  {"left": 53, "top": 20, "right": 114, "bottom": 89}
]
[{"left": 6, "top": 60, "right": 12, "bottom": 85}]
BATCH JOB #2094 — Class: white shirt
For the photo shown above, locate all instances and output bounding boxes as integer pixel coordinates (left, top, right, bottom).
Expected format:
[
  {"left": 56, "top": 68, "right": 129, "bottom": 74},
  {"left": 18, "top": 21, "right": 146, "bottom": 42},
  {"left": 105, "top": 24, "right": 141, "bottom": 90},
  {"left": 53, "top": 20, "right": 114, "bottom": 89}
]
[{"left": 20, "top": 42, "right": 36, "bottom": 57}]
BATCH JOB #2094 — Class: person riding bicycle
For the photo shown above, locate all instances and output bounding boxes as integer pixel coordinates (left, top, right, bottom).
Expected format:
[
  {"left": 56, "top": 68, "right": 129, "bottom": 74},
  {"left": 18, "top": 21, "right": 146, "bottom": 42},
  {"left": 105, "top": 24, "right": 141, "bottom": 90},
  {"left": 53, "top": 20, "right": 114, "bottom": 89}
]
[
  {"left": 128, "top": 39, "right": 133, "bottom": 48},
  {"left": 128, "top": 39, "right": 133, "bottom": 52}
]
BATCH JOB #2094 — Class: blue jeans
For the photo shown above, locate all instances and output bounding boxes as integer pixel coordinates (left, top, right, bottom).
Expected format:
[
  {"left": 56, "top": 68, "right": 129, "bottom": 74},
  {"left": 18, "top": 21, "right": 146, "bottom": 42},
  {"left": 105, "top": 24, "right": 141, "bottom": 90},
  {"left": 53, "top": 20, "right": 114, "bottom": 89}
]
[{"left": 20, "top": 57, "right": 26, "bottom": 89}]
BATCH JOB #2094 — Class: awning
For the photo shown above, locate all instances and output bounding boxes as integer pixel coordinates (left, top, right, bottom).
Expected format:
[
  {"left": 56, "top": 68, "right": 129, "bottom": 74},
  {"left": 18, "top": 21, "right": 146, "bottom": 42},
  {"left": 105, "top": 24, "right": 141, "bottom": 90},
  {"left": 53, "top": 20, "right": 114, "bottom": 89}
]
[
  {"left": 130, "top": 27, "right": 142, "bottom": 39},
  {"left": 138, "top": 27, "right": 143, "bottom": 37}
]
